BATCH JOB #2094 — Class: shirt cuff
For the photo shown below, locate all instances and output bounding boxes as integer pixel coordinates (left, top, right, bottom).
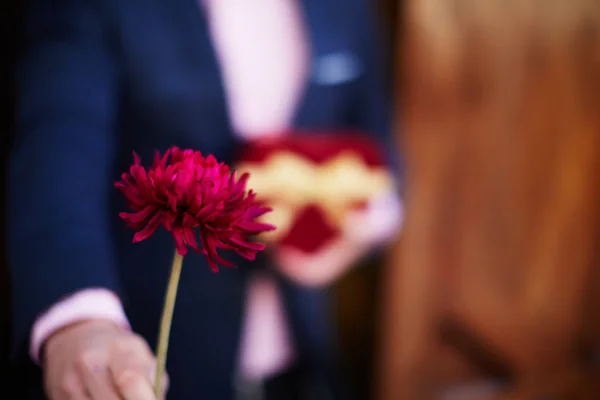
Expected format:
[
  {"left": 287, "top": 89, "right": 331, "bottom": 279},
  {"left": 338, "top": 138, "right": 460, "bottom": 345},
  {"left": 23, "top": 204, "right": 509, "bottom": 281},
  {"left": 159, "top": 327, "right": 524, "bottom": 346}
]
[{"left": 30, "top": 288, "right": 130, "bottom": 364}]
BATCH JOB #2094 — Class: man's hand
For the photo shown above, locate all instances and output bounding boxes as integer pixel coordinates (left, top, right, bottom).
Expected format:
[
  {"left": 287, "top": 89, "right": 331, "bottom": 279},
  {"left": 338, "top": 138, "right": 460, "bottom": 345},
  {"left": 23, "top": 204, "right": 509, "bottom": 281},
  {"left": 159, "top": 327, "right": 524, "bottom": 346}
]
[
  {"left": 43, "top": 319, "right": 168, "bottom": 400},
  {"left": 275, "top": 191, "right": 403, "bottom": 287},
  {"left": 275, "top": 236, "right": 369, "bottom": 287}
]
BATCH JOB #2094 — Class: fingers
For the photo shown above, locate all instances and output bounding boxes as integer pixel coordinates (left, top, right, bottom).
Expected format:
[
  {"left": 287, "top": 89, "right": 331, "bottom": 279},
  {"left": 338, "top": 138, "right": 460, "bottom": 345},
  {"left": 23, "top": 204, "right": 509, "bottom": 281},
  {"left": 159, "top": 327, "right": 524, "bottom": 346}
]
[
  {"left": 343, "top": 191, "right": 404, "bottom": 245},
  {"left": 76, "top": 351, "right": 120, "bottom": 400},
  {"left": 45, "top": 324, "right": 166, "bottom": 400},
  {"left": 114, "top": 369, "right": 156, "bottom": 400},
  {"left": 50, "top": 371, "right": 90, "bottom": 400},
  {"left": 108, "top": 338, "right": 158, "bottom": 400},
  {"left": 277, "top": 240, "right": 361, "bottom": 287},
  {"left": 160, "top": 373, "right": 170, "bottom": 399}
]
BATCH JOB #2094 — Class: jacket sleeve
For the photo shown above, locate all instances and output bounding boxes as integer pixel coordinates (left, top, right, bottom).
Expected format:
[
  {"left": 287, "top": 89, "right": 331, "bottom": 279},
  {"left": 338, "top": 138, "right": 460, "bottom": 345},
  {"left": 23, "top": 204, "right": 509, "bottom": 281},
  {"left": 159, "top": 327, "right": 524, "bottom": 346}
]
[
  {"left": 8, "top": 0, "right": 123, "bottom": 356},
  {"left": 356, "top": 0, "right": 404, "bottom": 190},
  {"left": 351, "top": 0, "right": 405, "bottom": 247}
]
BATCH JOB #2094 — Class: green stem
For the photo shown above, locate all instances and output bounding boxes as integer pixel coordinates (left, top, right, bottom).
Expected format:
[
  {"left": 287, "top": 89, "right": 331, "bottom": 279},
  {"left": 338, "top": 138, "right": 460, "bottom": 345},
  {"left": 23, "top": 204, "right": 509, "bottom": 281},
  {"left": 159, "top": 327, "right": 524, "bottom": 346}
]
[{"left": 154, "top": 250, "right": 184, "bottom": 398}]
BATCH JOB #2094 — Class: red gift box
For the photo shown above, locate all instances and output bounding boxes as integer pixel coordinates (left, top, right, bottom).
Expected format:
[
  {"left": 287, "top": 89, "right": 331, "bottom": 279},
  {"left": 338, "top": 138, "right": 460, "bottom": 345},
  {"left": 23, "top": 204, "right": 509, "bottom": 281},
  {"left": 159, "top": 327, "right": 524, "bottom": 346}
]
[{"left": 235, "top": 132, "right": 394, "bottom": 254}]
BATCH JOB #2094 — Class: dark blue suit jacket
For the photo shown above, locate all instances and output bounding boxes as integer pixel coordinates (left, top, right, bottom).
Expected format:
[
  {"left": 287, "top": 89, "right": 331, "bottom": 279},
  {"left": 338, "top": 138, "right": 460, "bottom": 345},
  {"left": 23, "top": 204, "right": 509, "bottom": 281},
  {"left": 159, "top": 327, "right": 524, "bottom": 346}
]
[{"left": 7, "top": 0, "right": 393, "bottom": 398}]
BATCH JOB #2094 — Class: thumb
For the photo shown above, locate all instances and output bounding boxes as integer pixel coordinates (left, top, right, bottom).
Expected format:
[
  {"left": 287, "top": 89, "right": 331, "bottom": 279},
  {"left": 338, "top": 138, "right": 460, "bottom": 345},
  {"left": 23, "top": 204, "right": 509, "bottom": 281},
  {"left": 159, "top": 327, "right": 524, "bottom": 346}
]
[
  {"left": 113, "top": 369, "right": 156, "bottom": 400},
  {"left": 149, "top": 366, "right": 170, "bottom": 400}
]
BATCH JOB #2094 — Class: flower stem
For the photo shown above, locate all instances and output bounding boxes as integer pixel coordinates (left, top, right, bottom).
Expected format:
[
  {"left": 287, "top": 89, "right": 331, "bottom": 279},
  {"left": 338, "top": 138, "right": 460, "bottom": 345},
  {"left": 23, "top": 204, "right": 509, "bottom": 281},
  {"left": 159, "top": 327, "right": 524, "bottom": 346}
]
[{"left": 154, "top": 250, "right": 184, "bottom": 398}]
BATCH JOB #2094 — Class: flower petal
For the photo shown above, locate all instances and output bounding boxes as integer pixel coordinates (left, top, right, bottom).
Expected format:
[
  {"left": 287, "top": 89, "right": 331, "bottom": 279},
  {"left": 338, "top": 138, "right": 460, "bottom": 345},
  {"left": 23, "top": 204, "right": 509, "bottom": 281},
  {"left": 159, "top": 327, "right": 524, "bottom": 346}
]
[{"left": 132, "top": 211, "right": 162, "bottom": 243}]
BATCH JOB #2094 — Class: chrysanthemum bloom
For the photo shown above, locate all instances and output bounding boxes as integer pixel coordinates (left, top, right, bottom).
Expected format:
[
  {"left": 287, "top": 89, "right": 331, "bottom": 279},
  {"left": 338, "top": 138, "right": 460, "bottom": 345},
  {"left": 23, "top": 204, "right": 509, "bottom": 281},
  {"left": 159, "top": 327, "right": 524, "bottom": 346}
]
[
  {"left": 115, "top": 146, "right": 275, "bottom": 271},
  {"left": 115, "top": 146, "right": 275, "bottom": 397}
]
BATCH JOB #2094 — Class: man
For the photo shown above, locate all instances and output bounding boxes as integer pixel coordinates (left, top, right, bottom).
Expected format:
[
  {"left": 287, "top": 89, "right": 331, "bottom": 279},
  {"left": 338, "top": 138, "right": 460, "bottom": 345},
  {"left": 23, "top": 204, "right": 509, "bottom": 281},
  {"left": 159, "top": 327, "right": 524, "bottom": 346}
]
[{"left": 8, "top": 0, "right": 401, "bottom": 398}]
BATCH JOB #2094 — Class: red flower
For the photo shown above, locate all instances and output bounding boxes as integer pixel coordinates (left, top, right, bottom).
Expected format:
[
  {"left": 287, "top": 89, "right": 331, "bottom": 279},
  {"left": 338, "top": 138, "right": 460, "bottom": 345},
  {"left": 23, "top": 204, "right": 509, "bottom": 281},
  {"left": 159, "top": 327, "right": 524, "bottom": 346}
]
[{"left": 115, "top": 147, "right": 275, "bottom": 271}]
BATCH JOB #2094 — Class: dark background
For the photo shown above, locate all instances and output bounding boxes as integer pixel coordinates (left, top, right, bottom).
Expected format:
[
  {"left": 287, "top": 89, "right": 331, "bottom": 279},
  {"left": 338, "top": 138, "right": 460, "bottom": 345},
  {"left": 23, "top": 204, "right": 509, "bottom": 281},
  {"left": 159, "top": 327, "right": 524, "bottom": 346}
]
[{"left": 0, "top": 0, "right": 27, "bottom": 378}]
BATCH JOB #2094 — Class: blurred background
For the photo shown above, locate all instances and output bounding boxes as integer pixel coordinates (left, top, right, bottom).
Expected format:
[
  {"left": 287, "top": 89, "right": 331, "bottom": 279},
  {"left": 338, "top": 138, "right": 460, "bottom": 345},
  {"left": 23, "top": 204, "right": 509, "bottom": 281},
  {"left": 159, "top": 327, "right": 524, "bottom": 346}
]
[
  {"left": 2, "top": 0, "right": 600, "bottom": 399},
  {"left": 1, "top": 0, "right": 22, "bottom": 387}
]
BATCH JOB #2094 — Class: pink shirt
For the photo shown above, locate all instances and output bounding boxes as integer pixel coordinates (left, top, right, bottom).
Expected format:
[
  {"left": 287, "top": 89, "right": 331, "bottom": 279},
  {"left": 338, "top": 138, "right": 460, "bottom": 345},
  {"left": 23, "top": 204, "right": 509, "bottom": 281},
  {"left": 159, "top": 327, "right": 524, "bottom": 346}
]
[{"left": 31, "top": 0, "right": 403, "bottom": 381}]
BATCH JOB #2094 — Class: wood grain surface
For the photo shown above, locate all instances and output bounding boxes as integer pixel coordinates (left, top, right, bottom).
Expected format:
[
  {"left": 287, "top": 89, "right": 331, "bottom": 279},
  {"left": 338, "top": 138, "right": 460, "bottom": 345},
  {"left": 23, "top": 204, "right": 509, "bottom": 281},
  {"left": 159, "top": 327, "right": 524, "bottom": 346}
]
[{"left": 377, "top": 0, "right": 600, "bottom": 398}]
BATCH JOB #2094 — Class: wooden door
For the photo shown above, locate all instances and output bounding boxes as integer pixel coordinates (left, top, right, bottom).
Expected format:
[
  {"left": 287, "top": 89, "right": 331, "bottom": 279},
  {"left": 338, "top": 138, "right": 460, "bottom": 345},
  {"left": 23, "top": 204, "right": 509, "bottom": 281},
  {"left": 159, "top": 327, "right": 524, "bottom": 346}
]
[{"left": 377, "top": 0, "right": 600, "bottom": 398}]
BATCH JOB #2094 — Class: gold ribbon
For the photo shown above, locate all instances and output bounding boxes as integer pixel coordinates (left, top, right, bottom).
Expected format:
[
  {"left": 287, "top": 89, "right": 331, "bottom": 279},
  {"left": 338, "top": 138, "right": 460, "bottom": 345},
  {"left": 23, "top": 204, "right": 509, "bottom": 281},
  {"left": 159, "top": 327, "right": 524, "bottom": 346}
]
[{"left": 237, "top": 150, "right": 394, "bottom": 242}]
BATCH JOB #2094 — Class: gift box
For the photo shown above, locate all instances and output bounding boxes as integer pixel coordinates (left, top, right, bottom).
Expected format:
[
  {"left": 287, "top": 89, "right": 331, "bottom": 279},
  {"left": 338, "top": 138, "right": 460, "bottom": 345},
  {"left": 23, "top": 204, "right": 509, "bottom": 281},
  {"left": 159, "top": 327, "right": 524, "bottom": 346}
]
[{"left": 235, "top": 132, "right": 395, "bottom": 254}]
